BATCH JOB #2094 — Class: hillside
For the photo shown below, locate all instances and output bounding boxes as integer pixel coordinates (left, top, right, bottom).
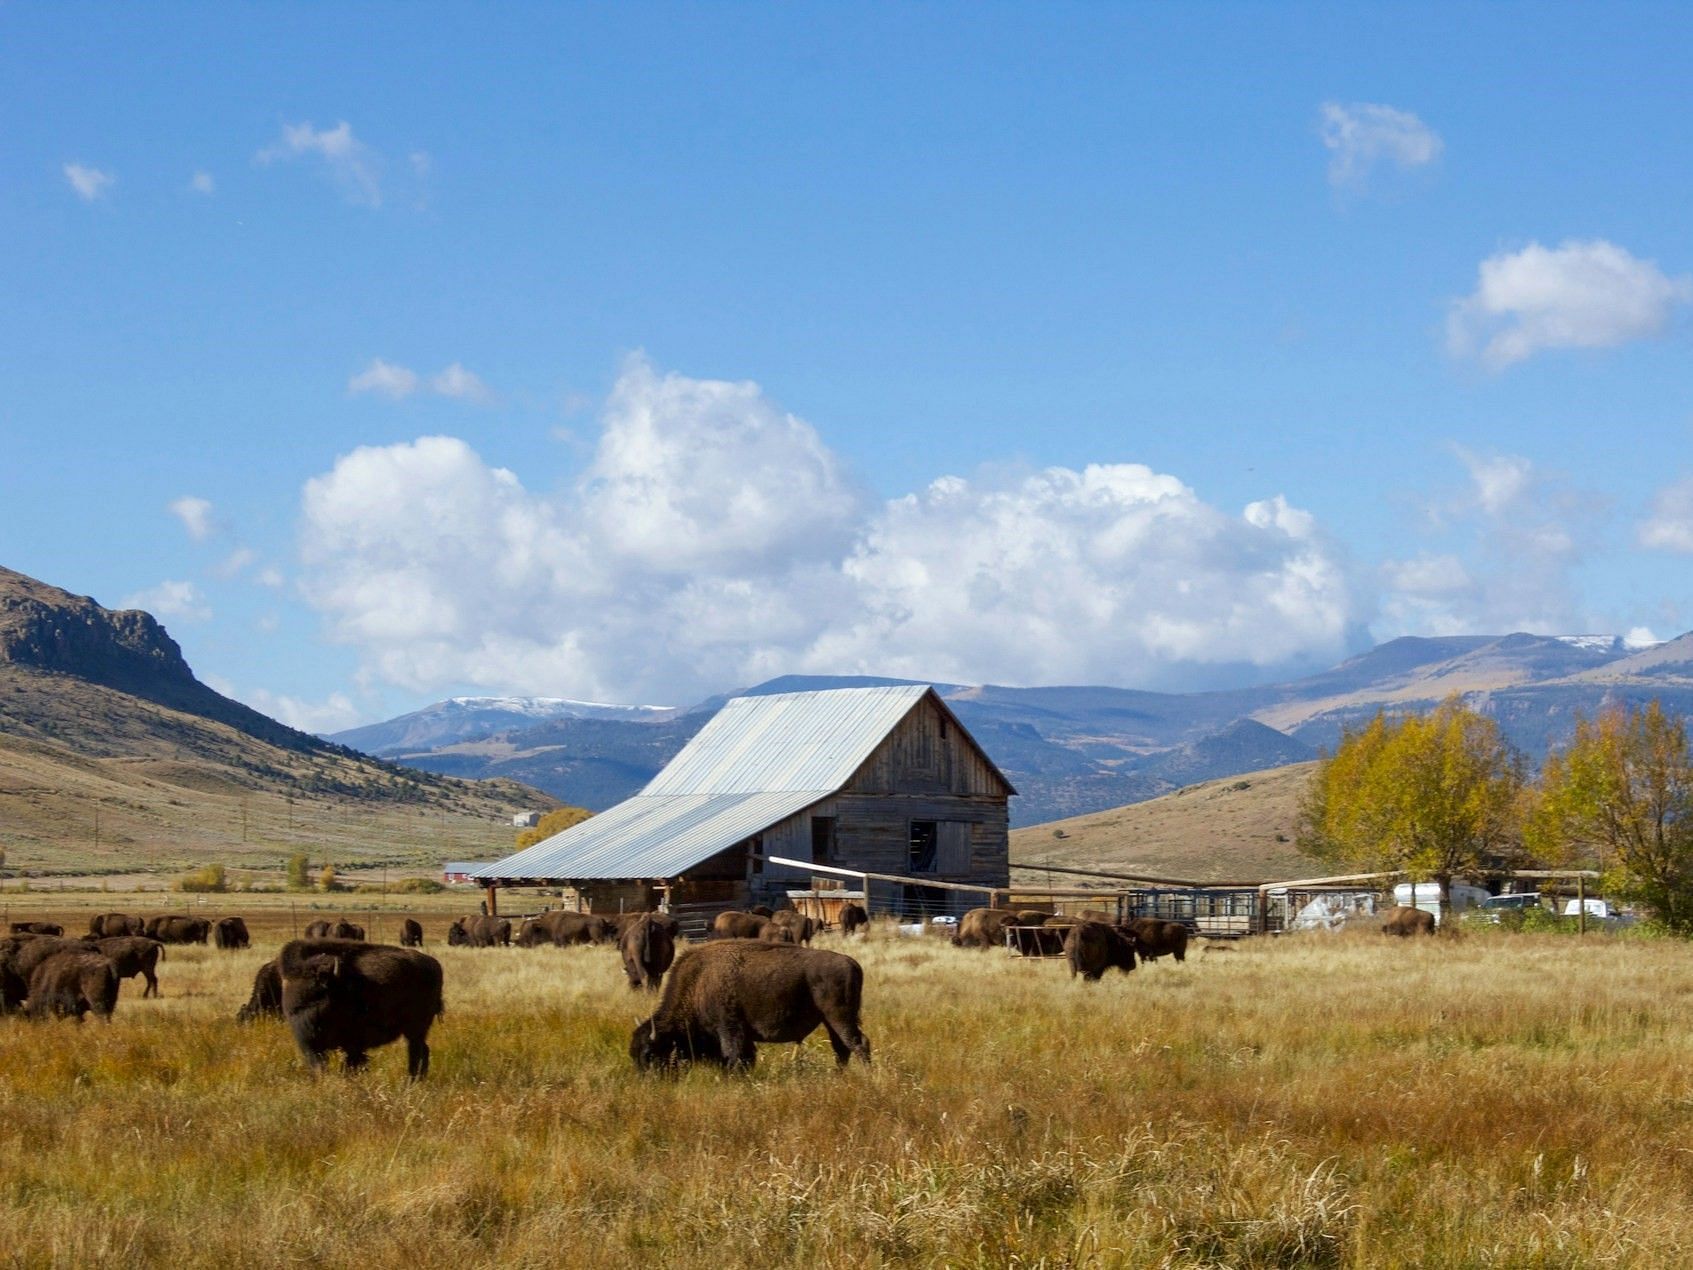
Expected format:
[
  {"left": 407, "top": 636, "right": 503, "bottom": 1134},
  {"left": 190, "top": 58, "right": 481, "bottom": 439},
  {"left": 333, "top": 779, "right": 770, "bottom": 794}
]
[
  {"left": 1009, "top": 761, "right": 1317, "bottom": 882},
  {"left": 0, "top": 567, "right": 552, "bottom": 874}
]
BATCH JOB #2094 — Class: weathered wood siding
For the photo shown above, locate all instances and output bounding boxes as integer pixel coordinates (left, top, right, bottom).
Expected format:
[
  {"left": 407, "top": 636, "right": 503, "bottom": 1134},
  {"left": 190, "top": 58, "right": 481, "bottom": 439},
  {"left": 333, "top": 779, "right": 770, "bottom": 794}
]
[{"left": 744, "top": 695, "right": 1011, "bottom": 913}]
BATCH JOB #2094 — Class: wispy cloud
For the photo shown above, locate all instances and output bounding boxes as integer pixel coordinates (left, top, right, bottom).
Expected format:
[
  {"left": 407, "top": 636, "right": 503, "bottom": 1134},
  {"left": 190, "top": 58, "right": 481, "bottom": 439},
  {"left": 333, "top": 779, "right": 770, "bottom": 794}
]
[
  {"left": 189, "top": 170, "right": 216, "bottom": 195},
  {"left": 257, "top": 120, "right": 382, "bottom": 207},
  {"left": 1319, "top": 102, "right": 1441, "bottom": 189},
  {"left": 348, "top": 358, "right": 420, "bottom": 399},
  {"left": 167, "top": 495, "right": 217, "bottom": 541},
  {"left": 429, "top": 363, "right": 492, "bottom": 402},
  {"left": 1640, "top": 476, "right": 1693, "bottom": 553},
  {"left": 119, "top": 580, "right": 211, "bottom": 623},
  {"left": 1447, "top": 239, "right": 1691, "bottom": 369},
  {"left": 64, "top": 162, "right": 115, "bottom": 201}
]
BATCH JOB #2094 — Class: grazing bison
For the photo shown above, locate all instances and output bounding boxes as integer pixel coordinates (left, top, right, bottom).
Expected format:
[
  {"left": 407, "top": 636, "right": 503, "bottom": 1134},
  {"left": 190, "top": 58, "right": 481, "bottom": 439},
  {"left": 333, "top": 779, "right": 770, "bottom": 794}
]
[
  {"left": 769, "top": 910, "right": 818, "bottom": 944},
  {"left": 278, "top": 938, "right": 444, "bottom": 1080},
  {"left": 83, "top": 936, "right": 165, "bottom": 998},
  {"left": 748, "top": 905, "right": 775, "bottom": 919},
  {"left": 303, "top": 920, "right": 334, "bottom": 939},
  {"left": 1063, "top": 921, "right": 1138, "bottom": 982},
  {"left": 0, "top": 936, "right": 85, "bottom": 1011},
  {"left": 620, "top": 913, "right": 677, "bottom": 991},
  {"left": 712, "top": 911, "right": 771, "bottom": 941},
  {"left": 150, "top": 916, "right": 211, "bottom": 945},
  {"left": 10, "top": 921, "right": 64, "bottom": 936},
  {"left": 90, "top": 913, "right": 145, "bottom": 938},
  {"left": 447, "top": 915, "right": 512, "bottom": 947},
  {"left": 29, "top": 951, "right": 119, "bottom": 1021},
  {"left": 1010, "top": 909, "right": 1055, "bottom": 926},
  {"left": 331, "top": 920, "right": 366, "bottom": 941},
  {"left": 630, "top": 941, "right": 870, "bottom": 1072},
  {"left": 759, "top": 921, "right": 799, "bottom": 944},
  {"left": 839, "top": 903, "right": 869, "bottom": 936},
  {"left": 516, "top": 911, "right": 610, "bottom": 947},
  {"left": 237, "top": 959, "right": 284, "bottom": 1022},
  {"left": 951, "top": 907, "right": 1020, "bottom": 949},
  {"left": 399, "top": 918, "right": 424, "bottom": 947},
  {"left": 214, "top": 916, "right": 251, "bottom": 950},
  {"left": 1127, "top": 918, "right": 1190, "bottom": 963},
  {"left": 1381, "top": 905, "right": 1437, "bottom": 937}
]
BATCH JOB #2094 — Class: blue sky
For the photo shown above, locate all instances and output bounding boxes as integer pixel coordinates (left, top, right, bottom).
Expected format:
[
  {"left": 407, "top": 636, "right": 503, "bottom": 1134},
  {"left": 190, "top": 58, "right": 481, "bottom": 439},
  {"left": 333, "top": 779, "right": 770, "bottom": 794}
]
[{"left": 4, "top": 3, "right": 1691, "bottom": 729}]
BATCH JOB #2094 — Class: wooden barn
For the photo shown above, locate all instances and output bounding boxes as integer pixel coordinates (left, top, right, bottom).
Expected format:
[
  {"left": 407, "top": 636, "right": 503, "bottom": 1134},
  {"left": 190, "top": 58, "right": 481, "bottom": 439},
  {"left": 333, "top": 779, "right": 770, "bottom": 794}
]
[{"left": 472, "top": 684, "right": 1014, "bottom": 919}]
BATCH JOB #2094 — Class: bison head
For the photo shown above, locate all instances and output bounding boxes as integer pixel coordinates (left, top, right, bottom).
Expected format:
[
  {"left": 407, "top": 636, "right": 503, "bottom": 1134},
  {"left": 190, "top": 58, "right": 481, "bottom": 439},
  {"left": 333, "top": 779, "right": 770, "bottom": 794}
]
[{"left": 446, "top": 920, "right": 469, "bottom": 947}]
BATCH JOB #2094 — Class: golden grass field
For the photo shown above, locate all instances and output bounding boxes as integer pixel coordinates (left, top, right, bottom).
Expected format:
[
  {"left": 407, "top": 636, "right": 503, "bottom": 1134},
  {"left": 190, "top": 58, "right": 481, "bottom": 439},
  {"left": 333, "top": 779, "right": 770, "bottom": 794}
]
[{"left": 3, "top": 899, "right": 1692, "bottom": 1268}]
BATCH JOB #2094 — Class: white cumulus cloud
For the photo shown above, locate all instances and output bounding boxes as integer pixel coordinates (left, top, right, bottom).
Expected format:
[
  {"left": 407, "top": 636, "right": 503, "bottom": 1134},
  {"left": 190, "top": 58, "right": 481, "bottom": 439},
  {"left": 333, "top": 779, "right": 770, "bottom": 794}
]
[
  {"left": 1319, "top": 102, "right": 1441, "bottom": 188},
  {"left": 1447, "top": 239, "right": 1692, "bottom": 369},
  {"left": 1640, "top": 476, "right": 1693, "bottom": 552},
  {"left": 294, "top": 358, "right": 1360, "bottom": 703},
  {"left": 64, "top": 162, "right": 115, "bottom": 201},
  {"left": 257, "top": 120, "right": 382, "bottom": 207},
  {"left": 168, "top": 495, "right": 217, "bottom": 541},
  {"left": 348, "top": 358, "right": 420, "bottom": 399},
  {"left": 238, "top": 687, "right": 362, "bottom": 734},
  {"left": 119, "top": 580, "right": 211, "bottom": 624}
]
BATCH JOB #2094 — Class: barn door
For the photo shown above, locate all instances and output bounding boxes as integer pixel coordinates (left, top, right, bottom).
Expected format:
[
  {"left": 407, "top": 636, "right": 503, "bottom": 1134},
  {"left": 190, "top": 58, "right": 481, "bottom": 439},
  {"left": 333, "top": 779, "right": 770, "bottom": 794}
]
[{"left": 935, "top": 821, "right": 972, "bottom": 874}]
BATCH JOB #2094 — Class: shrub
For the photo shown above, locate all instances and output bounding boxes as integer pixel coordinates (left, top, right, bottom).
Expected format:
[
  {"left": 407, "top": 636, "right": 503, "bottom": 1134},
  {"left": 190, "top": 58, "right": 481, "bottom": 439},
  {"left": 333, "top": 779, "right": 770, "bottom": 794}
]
[
  {"left": 392, "top": 877, "right": 446, "bottom": 894},
  {"left": 285, "top": 853, "right": 311, "bottom": 891},
  {"left": 174, "top": 863, "right": 228, "bottom": 893}
]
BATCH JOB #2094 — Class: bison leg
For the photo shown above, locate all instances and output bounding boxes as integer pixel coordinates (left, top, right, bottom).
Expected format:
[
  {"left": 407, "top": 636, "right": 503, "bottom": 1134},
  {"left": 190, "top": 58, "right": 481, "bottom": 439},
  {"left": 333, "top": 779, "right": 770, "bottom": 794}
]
[
  {"left": 714, "top": 1022, "right": 756, "bottom": 1070},
  {"left": 820, "top": 1019, "right": 871, "bottom": 1067},
  {"left": 343, "top": 1049, "right": 370, "bottom": 1073},
  {"left": 406, "top": 1035, "right": 430, "bottom": 1080},
  {"left": 142, "top": 968, "right": 158, "bottom": 998}
]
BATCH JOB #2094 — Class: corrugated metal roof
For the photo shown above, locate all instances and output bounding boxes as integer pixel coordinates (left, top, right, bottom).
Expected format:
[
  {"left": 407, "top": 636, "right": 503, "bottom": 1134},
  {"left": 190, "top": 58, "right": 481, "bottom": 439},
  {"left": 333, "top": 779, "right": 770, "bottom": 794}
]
[
  {"left": 472, "top": 791, "right": 821, "bottom": 880},
  {"left": 474, "top": 685, "right": 935, "bottom": 881},
  {"left": 642, "top": 684, "right": 932, "bottom": 795}
]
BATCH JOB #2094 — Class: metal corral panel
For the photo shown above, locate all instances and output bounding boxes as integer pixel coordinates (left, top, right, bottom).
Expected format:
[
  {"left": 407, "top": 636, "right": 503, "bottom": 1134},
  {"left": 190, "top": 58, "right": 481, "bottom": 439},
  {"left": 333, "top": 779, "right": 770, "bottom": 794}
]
[
  {"left": 641, "top": 685, "right": 931, "bottom": 795},
  {"left": 471, "top": 790, "right": 822, "bottom": 881}
]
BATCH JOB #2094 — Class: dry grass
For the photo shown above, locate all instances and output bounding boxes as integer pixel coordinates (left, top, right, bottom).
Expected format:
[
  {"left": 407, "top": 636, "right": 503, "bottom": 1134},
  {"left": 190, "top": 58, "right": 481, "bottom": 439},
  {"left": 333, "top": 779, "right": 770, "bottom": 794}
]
[{"left": 3, "top": 918, "right": 1692, "bottom": 1268}]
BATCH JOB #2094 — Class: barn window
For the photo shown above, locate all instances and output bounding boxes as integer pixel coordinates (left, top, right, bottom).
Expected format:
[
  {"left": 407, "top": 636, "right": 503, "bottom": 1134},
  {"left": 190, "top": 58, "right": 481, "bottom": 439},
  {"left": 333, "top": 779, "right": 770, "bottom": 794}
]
[
  {"left": 811, "top": 815, "right": 837, "bottom": 863},
  {"left": 909, "top": 820, "right": 938, "bottom": 872}
]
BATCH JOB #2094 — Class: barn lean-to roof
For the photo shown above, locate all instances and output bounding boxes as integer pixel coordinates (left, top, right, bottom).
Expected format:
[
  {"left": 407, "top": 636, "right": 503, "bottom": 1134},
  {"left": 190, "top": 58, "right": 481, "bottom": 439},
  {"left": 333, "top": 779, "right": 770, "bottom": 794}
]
[{"left": 472, "top": 684, "right": 1011, "bottom": 882}]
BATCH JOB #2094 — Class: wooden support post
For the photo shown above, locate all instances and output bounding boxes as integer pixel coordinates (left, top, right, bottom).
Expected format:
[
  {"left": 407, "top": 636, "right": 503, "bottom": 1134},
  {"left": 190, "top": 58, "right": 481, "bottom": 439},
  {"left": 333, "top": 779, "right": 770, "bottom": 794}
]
[
  {"left": 485, "top": 884, "right": 499, "bottom": 918},
  {"left": 1577, "top": 875, "right": 1586, "bottom": 937}
]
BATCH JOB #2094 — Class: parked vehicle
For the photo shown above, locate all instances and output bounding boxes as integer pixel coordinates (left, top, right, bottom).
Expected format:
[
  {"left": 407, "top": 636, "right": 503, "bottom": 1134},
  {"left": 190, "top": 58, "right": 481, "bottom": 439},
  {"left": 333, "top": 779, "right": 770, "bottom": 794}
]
[
  {"left": 1562, "top": 898, "right": 1636, "bottom": 927},
  {"left": 1477, "top": 893, "right": 1548, "bottom": 921},
  {"left": 1392, "top": 881, "right": 1491, "bottom": 925}
]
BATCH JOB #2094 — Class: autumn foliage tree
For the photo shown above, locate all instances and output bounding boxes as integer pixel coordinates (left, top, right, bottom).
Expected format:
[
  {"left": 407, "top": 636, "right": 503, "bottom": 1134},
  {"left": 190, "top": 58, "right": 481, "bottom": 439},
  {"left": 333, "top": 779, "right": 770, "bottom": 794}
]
[
  {"left": 516, "top": 805, "right": 593, "bottom": 848},
  {"left": 1296, "top": 697, "right": 1525, "bottom": 921},
  {"left": 1527, "top": 701, "right": 1693, "bottom": 933}
]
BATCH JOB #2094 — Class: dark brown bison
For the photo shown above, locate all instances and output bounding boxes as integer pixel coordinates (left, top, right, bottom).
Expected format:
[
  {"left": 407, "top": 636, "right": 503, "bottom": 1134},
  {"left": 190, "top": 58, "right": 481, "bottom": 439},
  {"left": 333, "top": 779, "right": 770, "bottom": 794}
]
[
  {"left": 759, "top": 921, "right": 798, "bottom": 944},
  {"left": 83, "top": 936, "right": 164, "bottom": 998},
  {"left": 610, "top": 911, "right": 681, "bottom": 939},
  {"left": 399, "top": 918, "right": 423, "bottom": 947},
  {"left": 1063, "top": 921, "right": 1139, "bottom": 981},
  {"left": 90, "top": 912, "right": 146, "bottom": 938},
  {"left": 769, "top": 910, "right": 818, "bottom": 944},
  {"left": 29, "top": 951, "right": 119, "bottom": 1021},
  {"left": 1382, "top": 905, "right": 1437, "bottom": 937},
  {"left": 331, "top": 920, "right": 366, "bottom": 941},
  {"left": 278, "top": 939, "right": 443, "bottom": 1079},
  {"left": 1128, "top": 918, "right": 1190, "bottom": 963},
  {"left": 630, "top": 940, "right": 870, "bottom": 1072},
  {"left": 214, "top": 916, "right": 251, "bottom": 950},
  {"left": 150, "top": 916, "right": 211, "bottom": 945},
  {"left": 620, "top": 913, "right": 677, "bottom": 991},
  {"left": 839, "top": 903, "right": 869, "bottom": 936},
  {"left": 712, "top": 910, "right": 771, "bottom": 940},
  {"left": 236, "top": 958, "right": 283, "bottom": 1022},
  {"left": 10, "top": 921, "right": 64, "bottom": 936},
  {"left": 516, "top": 911, "right": 610, "bottom": 947},
  {"left": 303, "top": 920, "right": 334, "bottom": 938},
  {"left": 748, "top": 905, "right": 775, "bottom": 919},
  {"left": 448, "top": 916, "right": 511, "bottom": 947},
  {"left": 951, "top": 907, "right": 1020, "bottom": 949},
  {"left": 1011, "top": 909, "right": 1055, "bottom": 926},
  {"left": 0, "top": 936, "right": 85, "bottom": 1011}
]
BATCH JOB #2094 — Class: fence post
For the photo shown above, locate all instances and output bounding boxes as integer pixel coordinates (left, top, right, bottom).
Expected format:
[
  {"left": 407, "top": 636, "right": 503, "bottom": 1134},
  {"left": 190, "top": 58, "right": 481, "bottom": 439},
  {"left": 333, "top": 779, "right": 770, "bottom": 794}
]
[{"left": 1577, "top": 875, "right": 1586, "bottom": 937}]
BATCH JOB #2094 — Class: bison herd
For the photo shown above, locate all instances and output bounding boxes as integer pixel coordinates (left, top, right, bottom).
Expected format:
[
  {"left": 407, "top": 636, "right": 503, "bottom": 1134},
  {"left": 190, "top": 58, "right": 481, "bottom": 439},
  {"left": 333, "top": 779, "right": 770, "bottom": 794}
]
[{"left": 2, "top": 896, "right": 1222, "bottom": 1080}]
